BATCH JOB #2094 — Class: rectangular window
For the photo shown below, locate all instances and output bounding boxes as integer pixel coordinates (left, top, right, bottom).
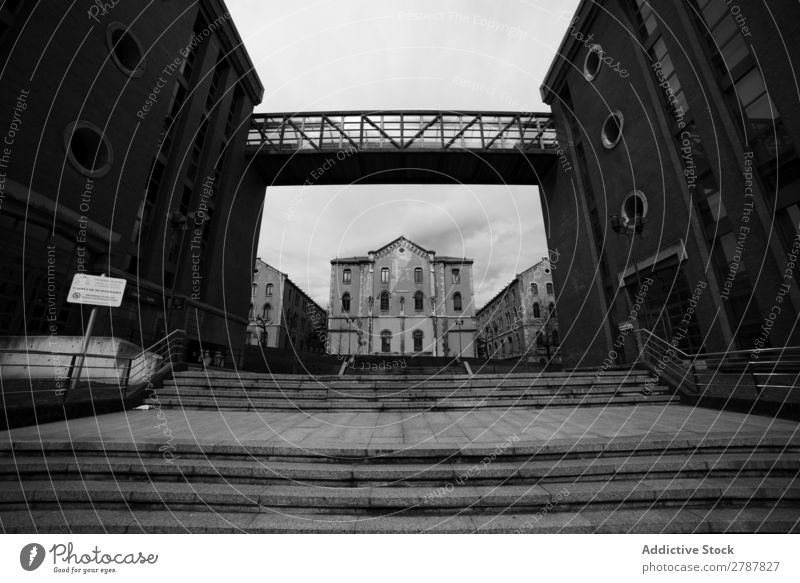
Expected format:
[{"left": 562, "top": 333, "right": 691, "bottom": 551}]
[
  {"left": 650, "top": 37, "right": 690, "bottom": 119},
  {"left": 251, "top": 283, "right": 257, "bottom": 297},
  {"left": 343, "top": 269, "right": 351, "bottom": 284},
  {"left": 452, "top": 269, "right": 460, "bottom": 284},
  {"left": 414, "top": 268, "right": 423, "bottom": 284},
  {"left": 381, "top": 267, "right": 389, "bottom": 284}
]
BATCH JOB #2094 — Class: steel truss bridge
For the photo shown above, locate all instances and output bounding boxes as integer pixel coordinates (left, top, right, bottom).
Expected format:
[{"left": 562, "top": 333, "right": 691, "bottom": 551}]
[{"left": 247, "top": 111, "right": 557, "bottom": 185}]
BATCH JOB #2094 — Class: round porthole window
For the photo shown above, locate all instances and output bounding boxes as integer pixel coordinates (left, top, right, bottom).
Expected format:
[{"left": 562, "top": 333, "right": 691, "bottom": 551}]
[
  {"left": 601, "top": 111, "right": 624, "bottom": 149},
  {"left": 622, "top": 190, "right": 648, "bottom": 222},
  {"left": 64, "top": 121, "right": 113, "bottom": 178},
  {"left": 106, "top": 23, "right": 145, "bottom": 77},
  {"left": 584, "top": 44, "right": 603, "bottom": 81}
]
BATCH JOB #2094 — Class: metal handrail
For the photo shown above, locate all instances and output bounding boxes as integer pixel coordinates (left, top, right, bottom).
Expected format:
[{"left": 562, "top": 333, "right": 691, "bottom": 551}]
[
  {"left": 636, "top": 328, "right": 697, "bottom": 394},
  {"left": 0, "top": 330, "right": 186, "bottom": 399},
  {"left": 636, "top": 328, "right": 800, "bottom": 406}
]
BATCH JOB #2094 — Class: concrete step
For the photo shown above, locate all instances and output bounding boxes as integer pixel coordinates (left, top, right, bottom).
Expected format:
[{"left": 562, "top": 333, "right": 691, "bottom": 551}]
[
  {"left": 158, "top": 385, "right": 669, "bottom": 398},
  {"left": 6, "top": 434, "right": 794, "bottom": 463},
  {"left": 146, "top": 395, "right": 679, "bottom": 411},
  {"left": 165, "top": 374, "right": 657, "bottom": 387},
  {"left": 2, "top": 506, "right": 797, "bottom": 533},
  {"left": 1, "top": 476, "right": 797, "bottom": 515},
  {"left": 2, "top": 452, "right": 796, "bottom": 487}
]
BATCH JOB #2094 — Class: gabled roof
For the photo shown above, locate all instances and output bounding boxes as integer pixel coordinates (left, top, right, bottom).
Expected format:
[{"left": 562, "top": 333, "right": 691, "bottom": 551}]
[
  {"left": 369, "top": 235, "right": 432, "bottom": 257},
  {"left": 331, "top": 236, "right": 473, "bottom": 263}
]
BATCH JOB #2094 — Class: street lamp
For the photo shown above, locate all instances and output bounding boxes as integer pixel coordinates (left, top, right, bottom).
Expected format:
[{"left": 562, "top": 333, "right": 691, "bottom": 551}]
[
  {"left": 609, "top": 213, "right": 650, "bottom": 331},
  {"left": 453, "top": 318, "right": 465, "bottom": 360},
  {"left": 165, "top": 209, "right": 189, "bottom": 328}
]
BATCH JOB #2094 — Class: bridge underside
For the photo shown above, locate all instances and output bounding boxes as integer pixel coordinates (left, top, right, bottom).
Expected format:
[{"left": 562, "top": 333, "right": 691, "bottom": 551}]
[{"left": 248, "top": 150, "right": 556, "bottom": 186}]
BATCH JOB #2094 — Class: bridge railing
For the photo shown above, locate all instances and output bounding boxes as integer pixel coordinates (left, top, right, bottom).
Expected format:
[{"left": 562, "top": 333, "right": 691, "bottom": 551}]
[{"left": 248, "top": 111, "right": 557, "bottom": 153}]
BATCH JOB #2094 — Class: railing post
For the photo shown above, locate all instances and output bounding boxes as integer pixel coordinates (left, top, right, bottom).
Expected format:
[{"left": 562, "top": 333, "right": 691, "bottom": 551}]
[
  {"left": 634, "top": 328, "right": 645, "bottom": 361},
  {"left": 123, "top": 358, "right": 133, "bottom": 398}
]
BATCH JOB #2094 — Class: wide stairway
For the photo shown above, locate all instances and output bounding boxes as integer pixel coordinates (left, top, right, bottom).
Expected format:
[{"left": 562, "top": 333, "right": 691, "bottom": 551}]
[
  {"left": 1, "top": 368, "right": 798, "bottom": 533},
  {"left": 147, "top": 368, "right": 677, "bottom": 411}
]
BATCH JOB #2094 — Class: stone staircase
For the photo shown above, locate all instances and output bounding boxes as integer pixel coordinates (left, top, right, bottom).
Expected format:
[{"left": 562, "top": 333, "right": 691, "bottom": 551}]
[
  {"left": 147, "top": 369, "right": 676, "bottom": 411},
  {"left": 1, "top": 432, "right": 798, "bottom": 533},
  {"left": 2, "top": 368, "right": 798, "bottom": 533}
]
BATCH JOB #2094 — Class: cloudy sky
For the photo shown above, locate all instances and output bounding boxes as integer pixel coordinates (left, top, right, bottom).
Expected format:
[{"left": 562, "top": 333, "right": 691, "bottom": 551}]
[{"left": 226, "top": 0, "right": 581, "bottom": 307}]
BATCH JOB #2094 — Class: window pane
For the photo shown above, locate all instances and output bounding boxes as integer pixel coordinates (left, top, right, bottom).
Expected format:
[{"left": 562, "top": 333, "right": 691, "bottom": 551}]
[
  {"left": 701, "top": 0, "right": 727, "bottom": 29},
  {"left": 643, "top": 13, "right": 658, "bottom": 35},
  {"left": 652, "top": 37, "right": 668, "bottom": 61},
  {"left": 635, "top": 0, "right": 653, "bottom": 20},
  {"left": 707, "top": 191, "right": 727, "bottom": 222},
  {"left": 719, "top": 34, "right": 749, "bottom": 71},
  {"left": 718, "top": 232, "right": 745, "bottom": 273},
  {"left": 659, "top": 53, "right": 675, "bottom": 78},
  {"left": 710, "top": 13, "right": 738, "bottom": 47},
  {"left": 745, "top": 93, "right": 777, "bottom": 121},
  {"left": 734, "top": 69, "right": 767, "bottom": 109}
]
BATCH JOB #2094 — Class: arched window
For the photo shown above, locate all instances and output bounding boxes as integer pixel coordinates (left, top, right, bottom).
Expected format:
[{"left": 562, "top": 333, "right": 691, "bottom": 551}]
[
  {"left": 262, "top": 303, "right": 271, "bottom": 320},
  {"left": 531, "top": 282, "right": 538, "bottom": 295},
  {"left": 341, "top": 293, "right": 351, "bottom": 313},
  {"left": 509, "top": 336, "right": 515, "bottom": 353},
  {"left": 546, "top": 282, "right": 554, "bottom": 295},
  {"left": 453, "top": 292, "right": 462, "bottom": 311},
  {"left": 414, "top": 267, "right": 423, "bottom": 284},
  {"left": 413, "top": 329, "right": 423, "bottom": 352},
  {"left": 381, "top": 330, "right": 392, "bottom": 353},
  {"left": 451, "top": 269, "right": 460, "bottom": 283},
  {"left": 533, "top": 303, "right": 541, "bottom": 318},
  {"left": 414, "top": 291, "right": 424, "bottom": 312},
  {"left": 266, "top": 283, "right": 273, "bottom": 296},
  {"left": 381, "top": 267, "right": 389, "bottom": 284},
  {"left": 380, "top": 291, "right": 390, "bottom": 311},
  {"left": 342, "top": 269, "right": 351, "bottom": 284}
]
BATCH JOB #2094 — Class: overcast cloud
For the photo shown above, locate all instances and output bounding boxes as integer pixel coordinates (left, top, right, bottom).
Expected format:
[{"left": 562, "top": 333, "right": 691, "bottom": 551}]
[{"left": 226, "top": 0, "right": 581, "bottom": 307}]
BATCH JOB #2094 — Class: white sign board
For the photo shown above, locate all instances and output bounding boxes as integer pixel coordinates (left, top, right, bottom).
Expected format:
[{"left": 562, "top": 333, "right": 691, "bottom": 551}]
[{"left": 67, "top": 274, "right": 127, "bottom": 307}]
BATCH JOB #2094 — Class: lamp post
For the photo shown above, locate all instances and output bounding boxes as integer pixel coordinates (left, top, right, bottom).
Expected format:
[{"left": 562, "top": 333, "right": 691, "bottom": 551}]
[
  {"left": 609, "top": 213, "right": 650, "bottom": 331},
  {"left": 453, "top": 318, "right": 464, "bottom": 360},
  {"left": 165, "top": 210, "right": 189, "bottom": 329}
]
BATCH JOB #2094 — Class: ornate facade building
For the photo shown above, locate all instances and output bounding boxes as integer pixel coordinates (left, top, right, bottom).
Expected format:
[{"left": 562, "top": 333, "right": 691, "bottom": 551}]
[
  {"left": 247, "top": 259, "right": 326, "bottom": 352},
  {"left": 476, "top": 259, "right": 561, "bottom": 363},
  {"left": 327, "top": 237, "right": 476, "bottom": 357}
]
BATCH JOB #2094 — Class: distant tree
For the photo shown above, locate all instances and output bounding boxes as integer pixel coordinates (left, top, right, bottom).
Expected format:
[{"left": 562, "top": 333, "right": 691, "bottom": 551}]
[{"left": 536, "top": 306, "right": 559, "bottom": 362}]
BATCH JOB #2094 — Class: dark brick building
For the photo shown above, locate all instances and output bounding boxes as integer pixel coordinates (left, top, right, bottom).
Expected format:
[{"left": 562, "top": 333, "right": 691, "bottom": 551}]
[
  {"left": 540, "top": 0, "right": 800, "bottom": 367},
  {"left": 0, "top": 1, "right": 265, "bottom": 362}
]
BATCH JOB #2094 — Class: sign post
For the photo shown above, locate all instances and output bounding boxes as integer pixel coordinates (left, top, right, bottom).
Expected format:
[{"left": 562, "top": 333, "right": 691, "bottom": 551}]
[{"left": 65, "top": 273, "right": 127, "bottom": 397}]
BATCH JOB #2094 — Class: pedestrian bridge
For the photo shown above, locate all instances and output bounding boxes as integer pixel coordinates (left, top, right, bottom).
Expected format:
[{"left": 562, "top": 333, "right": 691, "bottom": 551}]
[{"left": 246, "top": 111, "right": 558, "bottom": 185}]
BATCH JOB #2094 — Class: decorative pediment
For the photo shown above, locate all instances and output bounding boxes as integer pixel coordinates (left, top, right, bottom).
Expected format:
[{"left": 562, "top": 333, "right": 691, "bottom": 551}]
[{"left": 371, "top": 236, "right": 431, "bottom": 259}]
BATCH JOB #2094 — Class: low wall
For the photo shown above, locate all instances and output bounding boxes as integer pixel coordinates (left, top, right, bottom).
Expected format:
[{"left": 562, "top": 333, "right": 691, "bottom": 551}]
[{"left": 0, "top": 336, "right": 158, "bottom": 383}]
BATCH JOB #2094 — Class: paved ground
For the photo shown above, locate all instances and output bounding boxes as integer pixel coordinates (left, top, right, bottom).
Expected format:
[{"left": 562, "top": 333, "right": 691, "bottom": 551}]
[{"left": 2, "top": 404, "right": 798, "bottom": 450}]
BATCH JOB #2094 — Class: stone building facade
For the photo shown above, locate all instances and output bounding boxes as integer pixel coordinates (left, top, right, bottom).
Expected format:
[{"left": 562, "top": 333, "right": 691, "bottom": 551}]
[
  {"left": 247, "top": 259, "right": 326, "bottom": 352},
  {"left": 327, "top": 236, "right": 476, "bottom": 357},
  {"left": 540, "top": 0, "right": 800, "bottom": 367},
  {"left": 0, "top": 1, "right": 266, "bottom": 364},
  {"left": 476, "top": 259, "right": 561, "bottom": 362}
]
